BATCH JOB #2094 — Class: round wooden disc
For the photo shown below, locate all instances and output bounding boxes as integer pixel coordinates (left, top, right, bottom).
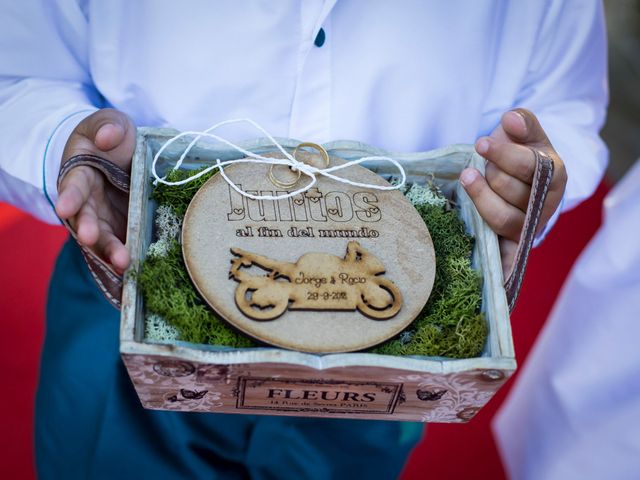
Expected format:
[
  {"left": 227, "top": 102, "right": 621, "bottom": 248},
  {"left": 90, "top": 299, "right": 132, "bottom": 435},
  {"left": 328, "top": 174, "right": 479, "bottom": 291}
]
[{"left": 182, "top": 153, "right": 436, "bottom": 353}]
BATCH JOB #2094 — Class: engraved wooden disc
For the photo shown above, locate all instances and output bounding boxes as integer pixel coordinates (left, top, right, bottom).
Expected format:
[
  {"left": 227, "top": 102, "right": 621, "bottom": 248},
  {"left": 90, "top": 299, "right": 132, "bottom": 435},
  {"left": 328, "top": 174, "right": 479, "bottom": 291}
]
[{"left": 182, "top": 153, "right": 436, "bottom": 353}]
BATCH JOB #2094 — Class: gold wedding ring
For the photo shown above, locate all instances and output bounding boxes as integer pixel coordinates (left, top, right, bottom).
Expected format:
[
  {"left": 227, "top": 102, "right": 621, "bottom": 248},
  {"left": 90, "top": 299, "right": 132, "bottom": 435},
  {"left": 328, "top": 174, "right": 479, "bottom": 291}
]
[
  {"left": 268, "top": 142, "right": 330, "bottom": 189},
  {"left": 268, "top": 162, "right": 302, "bottom": 189},
  {"left": 292, "top": 142, "right": 330, "bottom": 169}
]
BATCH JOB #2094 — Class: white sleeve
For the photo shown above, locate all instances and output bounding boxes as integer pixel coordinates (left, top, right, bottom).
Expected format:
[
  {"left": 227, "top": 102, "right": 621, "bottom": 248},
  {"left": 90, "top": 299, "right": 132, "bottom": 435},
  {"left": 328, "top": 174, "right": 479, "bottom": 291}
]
[
  {"left": 517, "top": 0, "right": 609, "bottom": 217},
  {"left": 0, "top": 0, "right": 102, "bottom": 224}
]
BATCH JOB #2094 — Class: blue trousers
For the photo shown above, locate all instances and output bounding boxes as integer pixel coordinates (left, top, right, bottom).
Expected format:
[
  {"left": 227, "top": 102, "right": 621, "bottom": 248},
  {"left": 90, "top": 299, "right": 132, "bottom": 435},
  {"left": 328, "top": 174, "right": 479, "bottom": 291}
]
[{"left": 36, "top": 240, "right": 423, "bottom": 479}]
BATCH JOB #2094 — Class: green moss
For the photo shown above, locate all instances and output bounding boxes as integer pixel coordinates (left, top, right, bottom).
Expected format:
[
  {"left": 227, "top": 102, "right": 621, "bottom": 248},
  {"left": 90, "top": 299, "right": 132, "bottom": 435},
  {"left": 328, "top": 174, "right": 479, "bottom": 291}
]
[
  {"left": 145, "top": 313, "right": 179, "bottom": 342},
  {"left": 371, "top": 198, "right": 487, "bottom": 358},
  {"left": 371, "top": 256, "right": 487, "bottom": 358},
  {"left": 139, "top": 170, "right": 488, "bottom": 358},
  {"left": 152, "top": 167, "right": 218, "bottom": 217},
  {"left": 139, "top": 238, "right": 255, "bottom": 348}
]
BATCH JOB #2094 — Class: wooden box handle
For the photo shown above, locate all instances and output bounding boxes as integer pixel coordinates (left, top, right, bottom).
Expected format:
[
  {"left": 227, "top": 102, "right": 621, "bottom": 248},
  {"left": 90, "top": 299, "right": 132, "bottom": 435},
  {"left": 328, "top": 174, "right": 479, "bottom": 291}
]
[
  {"left": 57, "top": 154, "right": 130, "bottom": 309},
  {"left": 503, "top": 149, "right": 554, "bottom": 312}
]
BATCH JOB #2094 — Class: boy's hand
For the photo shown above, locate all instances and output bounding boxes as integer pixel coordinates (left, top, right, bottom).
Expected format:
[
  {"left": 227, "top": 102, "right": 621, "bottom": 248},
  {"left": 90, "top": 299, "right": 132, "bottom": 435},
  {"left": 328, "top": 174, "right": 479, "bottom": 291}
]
[
  {"left": 460, "top": 109, "right": 567, "bottom": 277},
  {"left": 56, "top": 108, "right": 136, "bottom": 274}
]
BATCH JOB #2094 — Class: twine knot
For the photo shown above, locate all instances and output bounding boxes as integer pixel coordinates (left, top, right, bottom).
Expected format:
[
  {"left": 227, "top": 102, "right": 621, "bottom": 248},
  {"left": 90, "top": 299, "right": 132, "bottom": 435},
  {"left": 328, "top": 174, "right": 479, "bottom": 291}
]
[{"left": 152, "top": 118, "right": 406, "bottom": 201}]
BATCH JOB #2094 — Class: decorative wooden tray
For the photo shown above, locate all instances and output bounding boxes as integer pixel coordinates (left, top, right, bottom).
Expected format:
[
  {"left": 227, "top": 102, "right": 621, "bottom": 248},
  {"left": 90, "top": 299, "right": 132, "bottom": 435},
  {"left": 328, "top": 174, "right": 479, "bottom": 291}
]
[{"left": 120, "top": 129, "right": 514, "bottom": 422}]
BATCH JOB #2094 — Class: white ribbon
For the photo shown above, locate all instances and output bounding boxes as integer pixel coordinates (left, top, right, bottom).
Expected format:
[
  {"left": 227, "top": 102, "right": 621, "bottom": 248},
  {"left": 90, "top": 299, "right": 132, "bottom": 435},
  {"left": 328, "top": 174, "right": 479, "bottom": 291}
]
[{"left": 151, "top": 118, "right": 406, "bottom": 201}]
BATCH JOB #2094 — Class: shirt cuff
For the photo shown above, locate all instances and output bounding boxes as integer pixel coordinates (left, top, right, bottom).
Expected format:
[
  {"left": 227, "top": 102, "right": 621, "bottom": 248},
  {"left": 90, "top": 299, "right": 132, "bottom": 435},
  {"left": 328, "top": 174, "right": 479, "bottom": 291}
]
[
  {"left": 42, "top": 108, "right": 98, "bottom": 220},
  {"left": 532, "top": 195, "right": 565, "bottom": 247}
]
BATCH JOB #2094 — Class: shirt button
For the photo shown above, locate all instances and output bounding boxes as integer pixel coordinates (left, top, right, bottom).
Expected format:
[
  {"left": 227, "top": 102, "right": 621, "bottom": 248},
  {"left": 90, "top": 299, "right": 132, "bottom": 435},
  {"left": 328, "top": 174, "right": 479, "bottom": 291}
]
[{"left": 314, "top": 28, "right": 326, "bottom": 47}]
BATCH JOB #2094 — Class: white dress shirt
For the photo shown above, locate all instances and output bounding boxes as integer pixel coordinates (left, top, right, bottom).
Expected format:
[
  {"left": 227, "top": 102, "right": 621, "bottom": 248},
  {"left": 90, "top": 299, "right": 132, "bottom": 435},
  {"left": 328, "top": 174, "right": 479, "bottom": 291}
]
[
  {"left": 0, "top": 0, "right": 607, "bottom": 225},
  {"left": 494, "top": 159, "right": 640, "bottom": 480}
]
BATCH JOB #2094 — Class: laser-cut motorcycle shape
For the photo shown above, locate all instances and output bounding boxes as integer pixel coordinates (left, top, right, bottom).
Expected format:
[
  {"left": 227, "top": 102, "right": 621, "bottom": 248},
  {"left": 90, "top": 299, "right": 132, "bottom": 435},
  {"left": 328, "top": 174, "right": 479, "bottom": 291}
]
[{"left": 229, "top": 241, "right": 403, "bottom": 321}]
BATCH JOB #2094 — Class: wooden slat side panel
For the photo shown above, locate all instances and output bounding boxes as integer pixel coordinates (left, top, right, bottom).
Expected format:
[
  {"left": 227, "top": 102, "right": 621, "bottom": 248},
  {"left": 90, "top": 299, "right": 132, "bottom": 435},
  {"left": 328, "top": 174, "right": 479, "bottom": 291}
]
[
  {"left": 455, "top": 152, "right": 513, "bottom": 359},
  {"left": 121, "top": 134, "right": 148, "bottom": 343},
  {"left": 122, "top": 354, "right": 512, "bottom": 423}
]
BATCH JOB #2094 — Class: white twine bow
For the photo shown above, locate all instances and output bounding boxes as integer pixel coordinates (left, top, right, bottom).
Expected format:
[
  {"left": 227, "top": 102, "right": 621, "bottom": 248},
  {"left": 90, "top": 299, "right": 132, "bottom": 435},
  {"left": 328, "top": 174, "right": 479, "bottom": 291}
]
[{"left": 151, "top": 118, "right": 406, "bottom": 201}]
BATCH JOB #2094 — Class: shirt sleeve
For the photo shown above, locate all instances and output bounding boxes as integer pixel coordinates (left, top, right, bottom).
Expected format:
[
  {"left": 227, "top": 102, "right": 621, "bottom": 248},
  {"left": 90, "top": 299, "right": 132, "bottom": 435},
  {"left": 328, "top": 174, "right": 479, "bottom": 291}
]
[
  {"left": 0, "top": 0, "right": 102, "bottom": 224},
  {"left": 516, "top": 0, "right": 608, "bottom": 234}
]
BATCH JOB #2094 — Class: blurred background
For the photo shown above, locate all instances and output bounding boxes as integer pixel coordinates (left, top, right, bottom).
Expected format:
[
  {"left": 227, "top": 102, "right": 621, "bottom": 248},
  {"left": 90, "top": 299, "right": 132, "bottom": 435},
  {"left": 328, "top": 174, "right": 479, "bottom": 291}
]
[
  {"left": 1, "top": 1, "right": 638, "bottom": 478},
  {"left": 602, "top": 0, "right": 640, "bottom": 181}
]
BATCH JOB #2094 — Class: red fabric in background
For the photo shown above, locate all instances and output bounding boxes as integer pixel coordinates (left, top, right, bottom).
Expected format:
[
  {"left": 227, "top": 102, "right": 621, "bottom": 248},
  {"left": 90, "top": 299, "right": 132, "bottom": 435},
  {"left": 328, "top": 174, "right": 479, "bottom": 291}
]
[
  {"left": 0, "top": 207, "right": 67, "bottom": 480},
  {"left": 0, "top": 183, "right": 607, "bottom": 479}
]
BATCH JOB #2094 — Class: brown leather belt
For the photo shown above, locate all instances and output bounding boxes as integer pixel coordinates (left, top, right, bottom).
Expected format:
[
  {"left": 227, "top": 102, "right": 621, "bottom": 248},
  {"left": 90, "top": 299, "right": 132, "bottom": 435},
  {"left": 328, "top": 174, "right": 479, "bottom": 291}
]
[{"left": 57, "top": 154, "right": 130, "bottom": 309}]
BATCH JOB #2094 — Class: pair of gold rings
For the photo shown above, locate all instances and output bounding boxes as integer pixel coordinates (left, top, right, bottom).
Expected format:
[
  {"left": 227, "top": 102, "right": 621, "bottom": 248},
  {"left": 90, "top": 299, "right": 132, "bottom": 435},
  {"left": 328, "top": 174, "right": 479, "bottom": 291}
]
[{"left": 268, "top": 142, "right": 330, "bottom": 189}]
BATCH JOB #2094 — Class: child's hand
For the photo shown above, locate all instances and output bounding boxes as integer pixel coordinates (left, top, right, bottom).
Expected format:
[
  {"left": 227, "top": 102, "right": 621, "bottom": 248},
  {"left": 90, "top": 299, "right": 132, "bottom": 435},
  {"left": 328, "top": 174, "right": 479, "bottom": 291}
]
[
  {"left": 460, "top": 109, "right": 567, "bottom": 277},
  {"left": 55, "top": 108, "right": 136, "bottom": 273}
]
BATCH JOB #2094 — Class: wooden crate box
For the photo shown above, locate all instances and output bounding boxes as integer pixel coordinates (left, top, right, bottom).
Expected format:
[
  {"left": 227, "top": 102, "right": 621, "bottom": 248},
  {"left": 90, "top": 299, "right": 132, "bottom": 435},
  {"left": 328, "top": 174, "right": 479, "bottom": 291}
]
[{"left": 120, "top": 129, "right": 515, "bottom": 422}]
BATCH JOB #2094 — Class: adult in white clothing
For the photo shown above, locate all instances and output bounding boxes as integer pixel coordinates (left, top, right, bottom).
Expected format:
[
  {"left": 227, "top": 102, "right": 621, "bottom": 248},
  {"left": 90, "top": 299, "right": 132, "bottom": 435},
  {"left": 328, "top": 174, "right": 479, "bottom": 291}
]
[{"left": 494, "top": 159, "right": 640, "bottom": 480}]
